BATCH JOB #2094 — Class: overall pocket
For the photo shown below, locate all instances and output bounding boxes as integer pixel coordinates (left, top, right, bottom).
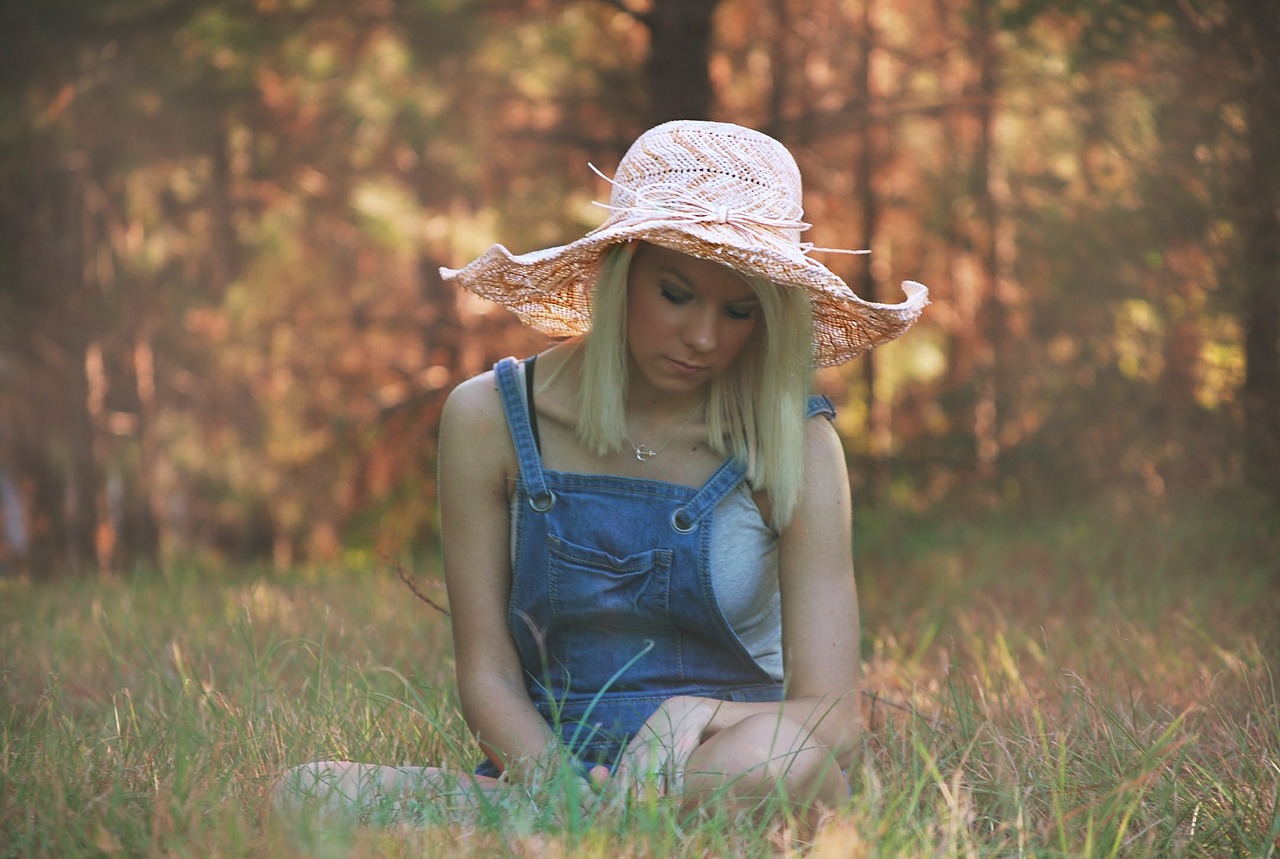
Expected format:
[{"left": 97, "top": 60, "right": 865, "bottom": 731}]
[{"left": 546, "top": 534, "right": 672, "bottom": 630}]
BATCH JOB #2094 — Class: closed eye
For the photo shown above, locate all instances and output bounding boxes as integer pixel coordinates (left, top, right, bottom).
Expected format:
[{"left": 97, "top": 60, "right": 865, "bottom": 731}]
[{"left": 660, "top": 284, "right": 692, "bottom": 305}]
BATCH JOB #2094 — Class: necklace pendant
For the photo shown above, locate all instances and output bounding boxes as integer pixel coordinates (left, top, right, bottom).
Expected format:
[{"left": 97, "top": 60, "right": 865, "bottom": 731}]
[{"left": 634, "top": 445, "right": 659, "bottom": 461}]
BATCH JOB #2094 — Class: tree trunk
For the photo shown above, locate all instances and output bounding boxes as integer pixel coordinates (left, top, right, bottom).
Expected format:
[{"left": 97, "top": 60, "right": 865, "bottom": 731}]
[
  {"left": 51, "top": 158, "right": 100, "bottom": 573},
  {"left": 765, "top": 0, "right": 790, "bottom": 134},
  {"left": 1239, "top": 3, "right": 1280, "bottom": 497},
  {"left": 972, "top": 0, "right": 1008, "bottom": 483},
  {"left": 208, "top": 118, "right": 239, "bottom": 299},
  {"left": 642, "top": 0, "right": 720, "bottom": 124},
  {"left": 127, "top": 334, "right": 162, "bottom": 568},
  {"left": 1241, "top": 247, "right": 1279, "bottom": 496},
  {"left": 855, "top": 0, "right": 889, "bottom": 505}
]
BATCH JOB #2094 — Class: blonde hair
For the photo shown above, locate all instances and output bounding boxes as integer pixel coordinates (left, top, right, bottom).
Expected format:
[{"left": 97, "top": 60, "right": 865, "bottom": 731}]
[{"left": 578, "top": 244, "right": 816, "bottom": 529}]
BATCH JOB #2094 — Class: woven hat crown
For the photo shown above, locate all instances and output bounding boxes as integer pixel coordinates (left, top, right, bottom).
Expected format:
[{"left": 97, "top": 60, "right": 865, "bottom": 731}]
[{"left": 602, "top": 122, "right": 807, "bottom": 245}]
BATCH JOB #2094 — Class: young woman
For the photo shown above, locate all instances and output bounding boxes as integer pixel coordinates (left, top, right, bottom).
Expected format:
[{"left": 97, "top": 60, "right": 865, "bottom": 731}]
[{"left": 276, "top": 120, "right": 927, "bottom": 821}]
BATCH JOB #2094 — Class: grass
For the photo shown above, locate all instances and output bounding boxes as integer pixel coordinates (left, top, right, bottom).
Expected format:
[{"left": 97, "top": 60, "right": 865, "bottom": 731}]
[{"left": 1, "top": 495, "right": 1277, "bottom": 857}]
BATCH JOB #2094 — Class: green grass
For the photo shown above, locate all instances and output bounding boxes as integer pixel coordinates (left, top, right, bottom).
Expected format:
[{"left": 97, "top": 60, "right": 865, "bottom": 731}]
[{"left": 2, "top": 496, "right": 1277, "bottom": 857}]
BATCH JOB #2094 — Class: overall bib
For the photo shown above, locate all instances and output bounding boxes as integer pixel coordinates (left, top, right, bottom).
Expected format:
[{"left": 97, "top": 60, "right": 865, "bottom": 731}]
[{"left": 478, "top": 357, "right": 833, "bottom": 776}]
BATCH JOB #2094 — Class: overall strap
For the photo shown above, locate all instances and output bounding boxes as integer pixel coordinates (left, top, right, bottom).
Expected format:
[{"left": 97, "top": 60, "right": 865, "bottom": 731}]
[
  {"left": 671, "top": 457, "right": 748, "bottom": 533},
  {"left": 494, "top": 357, "right": 553, "bottom": 508},
  {"left": 807, "top": 394, "right": 836, "bottom": 421}
]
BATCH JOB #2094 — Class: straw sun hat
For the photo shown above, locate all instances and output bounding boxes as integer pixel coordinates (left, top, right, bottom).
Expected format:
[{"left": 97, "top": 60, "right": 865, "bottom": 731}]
[{"left": 440, "top": 120, "right": 928, "bottom": 367}]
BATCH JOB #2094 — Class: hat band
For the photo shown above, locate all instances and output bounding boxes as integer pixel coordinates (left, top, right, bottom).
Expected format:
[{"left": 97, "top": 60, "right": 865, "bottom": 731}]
[
  {"left": 589, "top": 162, "right": 808, "bottom": 236},
  {"left": 587, "top": 163, "right": 871, "bottom": 259}
]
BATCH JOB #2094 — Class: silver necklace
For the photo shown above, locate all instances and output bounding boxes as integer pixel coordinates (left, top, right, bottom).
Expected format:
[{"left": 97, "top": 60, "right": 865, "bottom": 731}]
[{"left": 625, "top": 404, "right": 703, "bottom": 462}]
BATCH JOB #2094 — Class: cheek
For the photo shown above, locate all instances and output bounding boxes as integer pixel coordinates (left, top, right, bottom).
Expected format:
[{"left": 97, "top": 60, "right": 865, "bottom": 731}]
[
  {"left": 722, "top": 321, "right": 760, "bottom": 361},
  {"left": 625, "top": 292, "right": 671, "bottom": 346},
  {"left": 624, "top": 295, "right": 647, "bottom": 346}
]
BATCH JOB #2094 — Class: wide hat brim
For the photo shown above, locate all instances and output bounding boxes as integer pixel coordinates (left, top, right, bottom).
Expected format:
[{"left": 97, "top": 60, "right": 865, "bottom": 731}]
[{"left": 441, "top": 217, "right": 928, "bottom": 367}]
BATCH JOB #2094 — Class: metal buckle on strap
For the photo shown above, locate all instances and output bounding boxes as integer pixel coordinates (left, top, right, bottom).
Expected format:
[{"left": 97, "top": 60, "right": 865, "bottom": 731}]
[{"left": 670, "top": 506, "right": 696, "bottom": 533}]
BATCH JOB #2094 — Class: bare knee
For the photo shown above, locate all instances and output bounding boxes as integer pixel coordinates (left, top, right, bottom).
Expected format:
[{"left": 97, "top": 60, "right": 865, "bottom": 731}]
[
  {"left": 271, "top": 761, "right": 504, "bottom": 823},
  {"left": 270, "top": 760, "right": 364, "bottom": 817},
  {"left": 684, "top": 714, "right": 847, "bottom": 806}
]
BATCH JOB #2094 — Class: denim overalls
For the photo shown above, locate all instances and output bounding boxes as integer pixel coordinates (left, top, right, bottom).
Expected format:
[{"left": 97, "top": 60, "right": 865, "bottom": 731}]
[{"left": 477, "top": 357, "right": 834, "bottom": 776}]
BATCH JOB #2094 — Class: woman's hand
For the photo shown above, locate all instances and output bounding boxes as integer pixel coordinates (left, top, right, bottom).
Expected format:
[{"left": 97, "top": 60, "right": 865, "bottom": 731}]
[{"left": 614, "top": 696, "right": 717, "bottom": 797}]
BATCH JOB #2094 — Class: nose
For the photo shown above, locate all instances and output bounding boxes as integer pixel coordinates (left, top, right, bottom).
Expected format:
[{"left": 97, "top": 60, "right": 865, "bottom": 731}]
[{"left": 684, "top": 307, "right": 718, "bottom": 353}]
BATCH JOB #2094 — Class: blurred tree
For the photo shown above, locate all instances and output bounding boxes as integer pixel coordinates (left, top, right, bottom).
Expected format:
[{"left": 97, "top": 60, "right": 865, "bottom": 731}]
[
  {"left": 0, "top": 0, "right": 211, "bottom": 572},
  {"left": 1001, "top": 0, "right": 1279, "bottom": 501},
  {"left": 2, "top": 0, "right": 1270, "bottom": 575},
  {"left": 1190, "top": 0, "right": 1280, "bottom": 497}
]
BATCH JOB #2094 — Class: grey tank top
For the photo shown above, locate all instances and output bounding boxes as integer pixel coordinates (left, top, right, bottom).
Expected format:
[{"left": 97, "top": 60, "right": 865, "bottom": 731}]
[{"left": 509, "top": 357, "right": 783, "bottom": 680}]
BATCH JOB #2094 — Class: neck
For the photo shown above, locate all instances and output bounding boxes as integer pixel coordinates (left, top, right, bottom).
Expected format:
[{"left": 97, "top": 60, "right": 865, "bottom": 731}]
[
  {"left": 623, "top": 366, "right": 710, "bottom": 422},
  {"left": 625, "top": 392, "right": 706, "bottom": 423},
  {"left": 622, "top": 395, "right": 705, "bottom": 462}
]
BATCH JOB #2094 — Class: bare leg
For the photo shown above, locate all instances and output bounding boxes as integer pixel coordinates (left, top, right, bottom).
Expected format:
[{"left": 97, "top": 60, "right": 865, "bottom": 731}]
[{"left": 271, "top": 761, "right": 506, "bottom": 824}]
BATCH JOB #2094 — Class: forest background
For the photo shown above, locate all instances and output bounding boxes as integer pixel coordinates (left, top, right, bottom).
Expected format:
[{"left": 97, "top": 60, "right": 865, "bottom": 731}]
[{"left": 1, "top": 0, "right": 1278, "bottom": 576}]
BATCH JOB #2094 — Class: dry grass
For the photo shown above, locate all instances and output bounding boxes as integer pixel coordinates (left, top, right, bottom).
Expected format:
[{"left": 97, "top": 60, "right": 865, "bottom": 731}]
[{"left": 2, "top": 496, "right": 1277, "bottom": 856}]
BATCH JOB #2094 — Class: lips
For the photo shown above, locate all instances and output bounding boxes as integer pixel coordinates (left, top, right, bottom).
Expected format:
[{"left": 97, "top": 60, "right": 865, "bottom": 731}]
[{"left": 665, "top": 357, "right": 709, "bottom": 375}]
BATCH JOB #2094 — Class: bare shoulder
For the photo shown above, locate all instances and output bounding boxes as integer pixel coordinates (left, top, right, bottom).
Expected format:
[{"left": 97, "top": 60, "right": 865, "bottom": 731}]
[
  {"left": 805, "top": 410, "right": 844, "bottom": 453},
  {"left": 802, "top": 413, "right": 850, "bottom": 499},
  {"left": 754, "top": 412, "right": 848, "bottom": 527},
  {"left": 442, "top": 369, "right": 501, "bottom": 426},
  {"left": 440, "top": 369, "right": 516, "bottom": 484},
  {"left": 775, "top": 412, "right": 852, "bottom": 547}
]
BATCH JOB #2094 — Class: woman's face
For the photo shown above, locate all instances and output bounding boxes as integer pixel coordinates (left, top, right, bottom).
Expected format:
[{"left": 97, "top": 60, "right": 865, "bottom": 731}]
[{"left": 624, "top": 243, "right": 760, "bottom": 398}]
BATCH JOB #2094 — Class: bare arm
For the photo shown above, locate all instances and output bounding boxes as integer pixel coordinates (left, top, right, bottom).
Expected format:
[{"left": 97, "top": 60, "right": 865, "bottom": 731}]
[
  {"left": 771, "top": 412, "right": 862, "bottom": 760},
  {"left": 439, "top": 372, "right": 569, "bottom": 783}
]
